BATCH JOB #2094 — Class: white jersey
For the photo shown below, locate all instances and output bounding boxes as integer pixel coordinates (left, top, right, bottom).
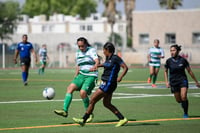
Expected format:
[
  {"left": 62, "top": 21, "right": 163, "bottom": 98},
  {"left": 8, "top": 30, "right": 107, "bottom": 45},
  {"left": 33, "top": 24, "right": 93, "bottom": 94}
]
[
  {"left": 76, "top": 47, "right": 98, "bottom": 77},
  {"left": 39, "top": 48, "right": 48, "bottom": 61},
  {"left": 148, "top": 47, "right": 164, "bottom": 67}
]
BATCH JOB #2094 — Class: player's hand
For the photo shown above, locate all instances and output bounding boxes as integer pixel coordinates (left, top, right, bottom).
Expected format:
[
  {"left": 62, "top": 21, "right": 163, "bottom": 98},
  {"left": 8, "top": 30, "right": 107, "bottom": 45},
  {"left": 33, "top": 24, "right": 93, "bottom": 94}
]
[
  {"left": 117, "top": 77, "right": 122, "bottom": 82},
  {"left": 90, "top": 65, "right": 98, "bottom": 71},
  {"left": 13, "top": 59, "right": 17, "bottom": 64},
  {"left": 196, "top": 82, "right": 200, "bottom": 88},
  {"left": 166, "top": 82, "right": 170, "bottom": 88}
]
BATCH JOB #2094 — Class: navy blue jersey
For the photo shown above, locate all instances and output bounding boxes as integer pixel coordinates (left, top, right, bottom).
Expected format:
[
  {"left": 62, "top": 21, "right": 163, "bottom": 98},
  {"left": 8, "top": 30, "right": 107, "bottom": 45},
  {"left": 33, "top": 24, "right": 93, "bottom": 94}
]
[
  {"left": 101, "top": 55, "right": 124, "bottom": 82},
  {"left": 165, "top": 56, "right": 189, "bottom": 86},
  {"left": 17, "top": 42, "right": 33, "bottom": 58}
]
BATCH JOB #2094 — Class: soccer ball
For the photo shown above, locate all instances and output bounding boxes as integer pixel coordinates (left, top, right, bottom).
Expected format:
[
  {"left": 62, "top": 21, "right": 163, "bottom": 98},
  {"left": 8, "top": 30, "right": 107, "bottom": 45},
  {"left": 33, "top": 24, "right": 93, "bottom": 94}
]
[{"left": 42, "top": 87, "right": 55, "bottom": 100}]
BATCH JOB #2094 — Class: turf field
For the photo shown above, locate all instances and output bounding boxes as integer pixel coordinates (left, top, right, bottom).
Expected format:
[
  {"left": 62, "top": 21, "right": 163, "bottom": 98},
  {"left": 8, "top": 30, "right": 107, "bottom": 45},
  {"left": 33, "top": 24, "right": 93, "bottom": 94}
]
[{"left": 0, "top": 67, "right": 200, "bottom": 133}]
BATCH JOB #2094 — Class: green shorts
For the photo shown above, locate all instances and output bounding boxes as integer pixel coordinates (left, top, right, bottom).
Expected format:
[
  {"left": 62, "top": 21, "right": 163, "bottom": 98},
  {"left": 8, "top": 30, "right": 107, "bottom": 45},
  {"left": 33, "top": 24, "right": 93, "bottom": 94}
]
[
  {"left": 72, "top": 74, "right": 97, "bottom": 95},
  {"left": 40, "top": 60, "right": 47, "bottom": 65}
]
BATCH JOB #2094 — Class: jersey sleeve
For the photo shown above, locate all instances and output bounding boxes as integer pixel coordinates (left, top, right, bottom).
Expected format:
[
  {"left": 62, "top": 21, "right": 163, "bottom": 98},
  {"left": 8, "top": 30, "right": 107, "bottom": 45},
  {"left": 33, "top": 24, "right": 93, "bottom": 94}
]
[
  {"left": 89, "top": 47, "right": 98, "bottom": 60},
  {"left": 160, "top": 48, "right": 165, "bottom": 57},
  {"left": 164, "top": 59, "right": 169, "bottom": 69},
  {"left": 183, "top": 58, "right": 190, "bottom": 68},
  {"left": 114, "top": 55, "right": 124, "bottom": 65},
  {"left": 16, "top": 43, "right": 21, "bottom": 51}
]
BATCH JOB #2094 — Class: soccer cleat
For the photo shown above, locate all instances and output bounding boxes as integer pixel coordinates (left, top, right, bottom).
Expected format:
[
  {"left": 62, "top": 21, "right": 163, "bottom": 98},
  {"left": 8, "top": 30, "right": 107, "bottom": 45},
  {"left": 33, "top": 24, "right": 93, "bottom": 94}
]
[
  {"left": 86, "top": 114, "right": 94, "bottom": 123},
  {"left": 24, "top": 81, "right": 28, "bottom": 86},
  {"left": 183, "top": 114, "right": 189, "bottom": 118},
  {"left": 151, "top": 84, "right": 157, "bottom": 88},
  {"left": 115, "top": 118, "right": 128, "bottom": 127},
  {"left": 54, "top": 109, "right": 68, "bottom": 117},
  {"left": 72, "top": 118, "right": 85, "bottom": 126},
  {"left": 147, "top": 78, "right": 151, "bottom": 83}
]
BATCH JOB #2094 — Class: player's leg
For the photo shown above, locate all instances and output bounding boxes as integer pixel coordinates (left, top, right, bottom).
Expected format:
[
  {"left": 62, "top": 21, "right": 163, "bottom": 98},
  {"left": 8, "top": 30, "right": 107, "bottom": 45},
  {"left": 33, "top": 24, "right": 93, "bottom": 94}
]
[
  {"left": 180, "top": 87, "right": 189, "bottom": 118},
  {"left": 54, "top": 83, "right": 77, "bottom": 117},
  {"left": 152, "top": 67, "right": 160, "bottom": 87},
  {"left": 73, "top": 89, "right": 104, "bottom": 126},
  {"left": 147, "top": 66, "right": 154, "bottom": 83},
  {"left": 103, "top": 93, "right": 128, "bottom": 127},
  {"left": 80, "top": 76, "right": 97, "bottom": 110},
  {"left": 21, "top": 58, "right": 30, "bottom": 85},
  {"left": 41, "top": 61, "right": 46, "bottom": 74}
]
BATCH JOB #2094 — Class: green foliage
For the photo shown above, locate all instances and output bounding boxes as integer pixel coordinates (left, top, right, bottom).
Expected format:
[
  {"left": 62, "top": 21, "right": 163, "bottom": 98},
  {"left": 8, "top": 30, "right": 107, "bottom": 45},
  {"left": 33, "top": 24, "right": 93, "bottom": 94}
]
[
  {"left": 158, "top": 0, "right": 183, "bottom": 9},
  {"left": 0, "top": 1, "right": 20, "bottom": 41},
  {"left": 108, "top": 32, "right": 122, "bottom": 46},
  {"left": 22, "top": 0, "right": 97, "bottom": 19}
]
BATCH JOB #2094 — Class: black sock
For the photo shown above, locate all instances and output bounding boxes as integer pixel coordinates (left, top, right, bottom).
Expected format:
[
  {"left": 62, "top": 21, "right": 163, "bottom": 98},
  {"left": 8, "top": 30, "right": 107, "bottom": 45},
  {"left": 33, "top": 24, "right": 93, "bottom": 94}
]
[
  {"left": 83, "top": 113, "right": 90, "bottom": 123},
  {"left": 115, "top": 112, "right": 124, "bottom": 120},
  {"left": 181, "top": 100, "right": 188, "bottom": 115}
]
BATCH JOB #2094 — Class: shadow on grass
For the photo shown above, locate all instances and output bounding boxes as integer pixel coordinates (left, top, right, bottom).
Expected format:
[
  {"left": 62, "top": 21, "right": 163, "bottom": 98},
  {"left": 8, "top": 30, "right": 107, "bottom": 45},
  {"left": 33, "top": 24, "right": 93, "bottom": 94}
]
[
  {"left": 189, "top": 115, "right": 200, "bottom": 118},
  {"left": 126, "top": 122, "right": 160, "bottom": 127}
]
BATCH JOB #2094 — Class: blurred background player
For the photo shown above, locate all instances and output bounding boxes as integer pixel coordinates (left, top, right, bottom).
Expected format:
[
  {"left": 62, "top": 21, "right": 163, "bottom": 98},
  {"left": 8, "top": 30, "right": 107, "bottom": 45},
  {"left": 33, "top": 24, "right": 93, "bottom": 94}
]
[
  {"left": 73, "top": 42, "right": 128, "bottom": 127},
  {"left": 13, "top": 34, "right": 37, "bottom": 86},
  {"left": 54, "top": 37, "right": 99, "bottom": 122},
  {"left": 147, "top": 39, "right": 164, "bottom": 87},
  {"left": 164, "top": 44, "right": 200, "bottom": 118},
  {"left": 38, "top": 44, "right": 49, "bottom": 75}
]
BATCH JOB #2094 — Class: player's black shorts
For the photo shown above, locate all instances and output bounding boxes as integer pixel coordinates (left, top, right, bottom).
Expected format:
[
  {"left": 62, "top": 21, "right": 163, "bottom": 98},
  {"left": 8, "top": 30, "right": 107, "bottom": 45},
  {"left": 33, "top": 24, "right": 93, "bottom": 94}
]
[
  {"left": 99, "top": 81, "right": 117, "bottom": 94},
  {"left": 170, "top": 79, "right": 188, "bottom": 93},
  {"left": 20, "top": 57, "right": 31, "bottom": 67}
]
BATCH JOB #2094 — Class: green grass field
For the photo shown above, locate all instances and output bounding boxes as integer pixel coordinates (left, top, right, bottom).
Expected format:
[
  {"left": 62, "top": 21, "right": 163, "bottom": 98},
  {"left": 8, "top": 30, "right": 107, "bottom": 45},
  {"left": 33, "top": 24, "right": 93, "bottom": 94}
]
[{"left": 0, "top": 67, "right": 200, "bottom": 133}]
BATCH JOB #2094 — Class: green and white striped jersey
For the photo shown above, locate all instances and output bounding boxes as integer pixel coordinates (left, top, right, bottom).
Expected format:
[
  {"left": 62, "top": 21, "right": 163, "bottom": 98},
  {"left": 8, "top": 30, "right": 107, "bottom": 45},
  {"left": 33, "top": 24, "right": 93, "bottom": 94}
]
[
  {"left": 39, "top": 48, "right": 48, "bottom": 61},
  {"left": 148, "top": 46, "right": 164, "bottom": 67},
  {"left": 76, "top": 47, "right": 98, "bottom": 77}
]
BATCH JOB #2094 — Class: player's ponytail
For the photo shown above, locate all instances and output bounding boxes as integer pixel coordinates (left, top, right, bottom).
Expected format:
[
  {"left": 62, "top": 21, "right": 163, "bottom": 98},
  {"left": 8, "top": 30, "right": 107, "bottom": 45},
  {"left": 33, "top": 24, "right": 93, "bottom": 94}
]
[{"left": 170, "top": 44, "right": 181, "bottom": 52}]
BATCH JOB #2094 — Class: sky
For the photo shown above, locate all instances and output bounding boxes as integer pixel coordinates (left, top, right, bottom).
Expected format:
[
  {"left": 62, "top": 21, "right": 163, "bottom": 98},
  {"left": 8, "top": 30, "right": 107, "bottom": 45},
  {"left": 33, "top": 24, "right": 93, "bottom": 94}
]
[{"left": 1, "top": 0, "right": 200, "bottom": 14}]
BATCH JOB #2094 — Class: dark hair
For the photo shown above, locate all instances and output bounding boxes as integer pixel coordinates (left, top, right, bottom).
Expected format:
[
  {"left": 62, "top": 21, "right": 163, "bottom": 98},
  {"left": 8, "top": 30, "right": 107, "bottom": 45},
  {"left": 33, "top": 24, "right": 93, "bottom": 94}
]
[
  {"left": 170, "top": 44, "right": 182, "bottom": 52},
  {"left": 154, "top": 39, "right": 159, "bottom": 43},
  {"left": 77, "top": 37, "right": 91, "bottom": 46},
  {"left": 103, "top": 42, "right": 115, "bottom": 54},
  {"left": 22, "top": 34, "right": 28, "bottom": 38}
]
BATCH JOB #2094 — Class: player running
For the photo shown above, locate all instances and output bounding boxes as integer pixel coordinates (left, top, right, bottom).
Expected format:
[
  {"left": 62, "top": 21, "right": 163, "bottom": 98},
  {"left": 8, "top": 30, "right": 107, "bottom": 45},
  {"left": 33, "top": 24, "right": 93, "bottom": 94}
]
[
  {"left": 14, "top": 34, "right": 37, "bottom": 86},
  {"left": 147, "top": 39, "right": 164, "bottom": 87},
  {"left": 38, "top": 44, "right": 49, "bottom": 75},
  {"left": 73, "top": 42, "right": 128, "bottom": 127},
  {"left": 54, "top": 37, "right": 99, "bottom": 122},
  {"left": 164, "top": 44, "right": 200, "bottom": 118}
]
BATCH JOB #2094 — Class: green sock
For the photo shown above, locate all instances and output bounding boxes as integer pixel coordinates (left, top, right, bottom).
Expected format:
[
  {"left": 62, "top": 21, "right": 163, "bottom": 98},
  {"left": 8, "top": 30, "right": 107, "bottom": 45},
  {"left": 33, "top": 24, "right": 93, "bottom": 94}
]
[
  {"left": 150, "top": 74, "right": 153, "bottom": 79},
  {"left": 42, "top": 67, "right": 45, "bottom": 74},
  {"left": 63, "top": 93, "right": 72, "bottom": 112},
  {"left": 152, "top": 75, "right": 157, "bottom": 84},
  {"left": 38, "top": 68, "right": 42, "bottom": 74},
  {"left": 82, "top": 97, "right": 90, "bottom": 110}
]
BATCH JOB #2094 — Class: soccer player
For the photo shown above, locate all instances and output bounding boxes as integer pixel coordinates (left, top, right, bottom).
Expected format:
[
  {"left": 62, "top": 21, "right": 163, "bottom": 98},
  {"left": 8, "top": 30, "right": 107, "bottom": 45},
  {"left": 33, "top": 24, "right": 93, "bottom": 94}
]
[
  {"left": 14, "top": 34, "right": 37, "bottom": 86},
  {"left": 54, "top": 37, "right": 99, "bottom": 122},
  {"left": 38, "top": 44, "right": 49, "bottom": 75},
  {"left": 147, "top": 39, "right": 165, "bottom": 87},
  {"left": 164, "top": 44, "right": 200, "bottom": 118},
  {"left": 73, "top": 42, "right": 128, "bottom": 127}
]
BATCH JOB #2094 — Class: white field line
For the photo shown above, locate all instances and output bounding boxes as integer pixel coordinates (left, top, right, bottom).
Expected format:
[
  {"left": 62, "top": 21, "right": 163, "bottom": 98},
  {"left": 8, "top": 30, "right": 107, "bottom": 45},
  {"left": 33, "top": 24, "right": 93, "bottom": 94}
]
[{"left": 0, "top": 92, "right": 200, "bottom": 104}]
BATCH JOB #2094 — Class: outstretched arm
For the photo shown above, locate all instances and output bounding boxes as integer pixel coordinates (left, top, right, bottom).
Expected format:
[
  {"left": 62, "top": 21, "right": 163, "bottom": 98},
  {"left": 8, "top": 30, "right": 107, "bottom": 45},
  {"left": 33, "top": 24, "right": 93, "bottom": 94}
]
[
  {"left": 186, "top": 66, "right": 200, "bottom": 88},
  {"left": 164, "top": 68, "right": 170, "bottom": 88},
  {"left": 117, "top": 62, "right": 128, "bottom": 82},
  {"left": 13, "top": 49, "right": 19, "bottom": 64}
]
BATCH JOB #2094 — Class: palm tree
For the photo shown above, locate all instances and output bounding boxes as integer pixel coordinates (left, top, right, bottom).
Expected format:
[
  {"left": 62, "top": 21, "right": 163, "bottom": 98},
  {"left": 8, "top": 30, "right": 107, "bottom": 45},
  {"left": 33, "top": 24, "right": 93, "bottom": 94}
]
[
  {"left": 102, "top": 0, "right": 117, "bottom": 44},
  {"left": 123, "top": 0, "right": 135, "bottom": 47},
  {"left": 159, "top": 0, "right": 182, "bottom": 9}
]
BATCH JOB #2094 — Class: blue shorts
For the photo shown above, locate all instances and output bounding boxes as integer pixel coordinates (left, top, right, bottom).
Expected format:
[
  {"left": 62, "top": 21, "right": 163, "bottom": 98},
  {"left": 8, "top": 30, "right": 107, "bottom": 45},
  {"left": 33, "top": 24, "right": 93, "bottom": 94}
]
[
  {"left": 170, "top": 79, "right": 188, "bottom": 93},
  {"left": 99, "top": 81, "right": 117, "bottom": 94}
]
